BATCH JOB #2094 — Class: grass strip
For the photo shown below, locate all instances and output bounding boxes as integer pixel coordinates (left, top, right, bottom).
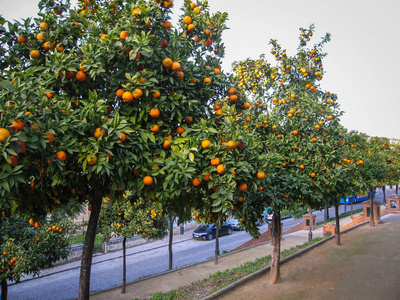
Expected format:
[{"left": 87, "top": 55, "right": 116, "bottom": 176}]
[{"left": 148, "top": 237, "right": 324, "bottom": 300}]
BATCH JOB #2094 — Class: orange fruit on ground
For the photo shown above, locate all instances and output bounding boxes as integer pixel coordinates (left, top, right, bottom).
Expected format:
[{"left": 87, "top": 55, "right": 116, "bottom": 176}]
[
  {"left": 118, "top": 132, "right": 127, "bottom": 142},
  {"left": 44, "top": 132, "right": 55, "bottom": 143},
  {"left": 0, "top": 128, "right": 11, "bottom": 142},
  {"left": 203, "top": 77, "right": 211, "bottom": 83},
  {"left": 171, "top": 61, "right": 180, "bottom": 71},
  {"left": 39, "top": 22, "right": 49, "bottom": 32},
  {"left": 150, "top": 124, "right": 159, "bottom": 133},
  {"left": 11, "top": 120, "right": 24, "bottom": 131},
  {"left": 216, "top": 164, "right": 226, "bottom": 174},
  {"left": 120, "top": 31, "right": 128, "bottom": 40},
  {"left": 133, "top": 88, "right": 143, "bottom": 99},
  {"left": 152, "top": 90, "right": 161, "bottom": 98},
  {"left": 192, "top": 178, "right": 201, "bottom": 186},
  {"left": 257, "top": 171, "right": 265, "bottom": 179},
  {"left": 94, "top": 128, "right": 106, "bottom": 138},
  {"left": 239, "top": 183, "right": 248, "bottom": 191},
  {"left": 162, "top": 57, "right": 173, "bottom": 68},
  {"left": 177, "top": 126, "right": 185, "bottom": 134},
  {"left": 76, "top": 71, "right": 87, "bottom": 81},
  {"left": 210, "top": 157, "right": 220, "bottom": 166},
  {"left": 122, "top": 91, "right": 134, "bottom": 102},
  {"left": 55, "top": 150, "right": 67, "bottom": 161},
  {"left": 30, "top": 50, "right": 40, "bottom": 59},
  {"left": 116, "top": 89, "right": 125, "bottom": 98},
  {"left": 163, "top": 139, "right": 171, "bottom": 148},
  {"left": 243, "top": 102, "right": 250, "bottom": 109},
  {"left": 201, "top": 139, "right": 211, "bottom": 149},
  {"left": 183, "top": 15, "right": 192, "bottom": 24},
  {"left": 8, "top": 156, "right": 18, "bottom": 166},
  {"left": 143, "top": 176, "right": 153, "bottom": 185},
  {"left": 17, "top": 141, "right": 27, "bottom": 153},
  {"left": 150, "top": 108, "right": 160, "bottom": 118},
  {"left": 87, "top": 156, "right": 97, "bottom": 165},
  {"left": 185, "top": 117, "right": 193, "bottom": 124}
]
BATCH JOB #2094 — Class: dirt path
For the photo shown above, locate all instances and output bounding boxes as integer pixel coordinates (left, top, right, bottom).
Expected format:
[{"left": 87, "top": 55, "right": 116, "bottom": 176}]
[{"left": 216, "top": 214, "right": 400, "bottom": 300}]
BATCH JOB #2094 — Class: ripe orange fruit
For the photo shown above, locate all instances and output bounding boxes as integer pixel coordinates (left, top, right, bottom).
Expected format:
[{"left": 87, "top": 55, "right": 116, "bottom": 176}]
[
  {"left": 34, "top": 222, "right": 41, "bottom": 228},
  {"left": 0, "top": 128, "right": 10, "bottom": 142},
  {"left": 177, "top": 126, "right": 185, "bottom": 134},
  {"left": 43, "top": 41, "right": 53, "bottom": 51},
  {"left": 132, "top": 8, "right": 142, "bottom": 16},
  {"left": 116, "top": 89, "right": 125, "bottom": 98},
  {"left": 45, "top": 92, "right": 55, "bottom": 98},
  {"left": 187, "top": 23, "right": 195, "bottom": 31},
  {"left": 183, "top": 15, "right": 192, "bottom": 24},
  {"left": 55, "top": 150, "right": 67, "bottom": 161},
  {"left": 185, "top": 117, "right": 193, "bottom": 124},
  {"left": 216, "top": 164, "right": 226, "bottom": 174},
  {"left": 162, "top": 20, "right": 172, "bottom": 30},
  {"left": 56, "top": 43, "right": 64, "bottom": 52},
  {"left": 17, "top": 141, "right": 27, "bottom": 153},
  {"left": 120, "top": 31, "right": 128, "bottom": 40},
  {"left": 8, "top": 156, "right": 18, "bottom": 166},
  {"left": 310, "top": 172, "right": 316, "bottom": 178},
  {"left": 193, "top": 7, "right": 200, "bottom": 14},
  {"left": 201, "top": 139, "right": 211, "bottom": 149},
  {"left": 87, "top": 156, "right": 97, "bottom": 165},
  {"left": 36, "top": 32, "right": 45, "bottom": 41},
  {"left": 118, "top": 132, "right": 127, "bottom": 142},
  {"left": 239, "top": 183, "right": 248, "bottom": 191},
  {"left": 162, "top": 57, "right": 173, "bottom": 69},
  {"left": 17, "top": 36, "right": 27, "bottom": 43},
  {"left": 44, "top": 132, "right": 55, "bottom": 143},
  {"left": 29, "top": 219, "right": 35, "bottom": 225},
  {"left": 230, "top": 94, "right": 237, "bottom": 101},
  {"left": 11, "top": 120, "right": 24, "bottom": 131},
  {"left": 300, "top": 165, "right": 305, "bottom": 169},
  {"left": 326, "top": 115, "right": 333, "bottom": 121},
  {"left": 257, "top": 171, "right": 265, "bottom": 179},
  {"left": 210, "top": 157, "right": 220, "bottom": 166},
  {"left": 76, "top": 71, "right": 87, "bottom": 81},
  {"left": 121, "top": 91, "right": 133, "bottom": 102},
  {"left": 258, "top": 186, "right": 264, "bottom": 191},
  {"left": 243, "top": 102, "right": 250, "bottom": 109},
  {"left": 192, "top": 178, "right": 201, "bottom": 186},
  {"left": 30, "top": 50, "right": 40, "bottom": 59},
  {"left": 203, "top": 77, "right": 211, "bottom": 83},
  {"left": 65, "top": 71, "right": 75, "bottom": 79},
  {"left": 171, "top": 61, "right": 180, "bottom": 71},
  {"left": 94, "top": 128, "right": 105, "bottom": 138},
  {"left": 143, "top": 176, "right": 153, "bottom": 185},
  {"left": 150, "top": 108, "right": 160, "bottom": 118},
  {"left": 150, "top": 124, "right": 159, "bottom": 133},
  {"left": 293, "top": 130, "right": 299, "bottom": 135},
  {"left": 228, "top": 87, "right": 237, "bottom": 94},
  {"left": 202, "top": 173, "right": 210, "bottom": 181},
  {"left": 152, "top": 90, "right": 161, "bottom": 98},
  {"left": 160, "top": 39, "right": 168, "bottom": 48},
  {"left": 163, "top": 139, "right": 171, "bottom": 148},
  {"left": 133, "top": 88, "right": 143, "bottom": 99},
  {"left": 39, "top": 22, "right": 49, "bottom": 32}
]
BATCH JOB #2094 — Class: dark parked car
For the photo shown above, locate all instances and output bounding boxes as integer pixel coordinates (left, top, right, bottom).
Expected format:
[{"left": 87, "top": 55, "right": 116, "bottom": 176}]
[{"left": 193, "top": 222, "right": 233, "bottom": 240}]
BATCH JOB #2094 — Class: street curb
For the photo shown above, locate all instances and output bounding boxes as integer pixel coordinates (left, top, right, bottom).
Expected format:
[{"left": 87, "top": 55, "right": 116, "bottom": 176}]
[
  {"left": 202, "top": 221, "right": 369, "bottom": 300},
  {"left": 8, "top": 235, "right": 195, "bottom": 287}
]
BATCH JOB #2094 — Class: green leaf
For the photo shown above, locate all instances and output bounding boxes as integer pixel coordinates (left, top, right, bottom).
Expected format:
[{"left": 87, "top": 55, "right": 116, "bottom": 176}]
[{"left": 189, "top": 153, "right": 194, "bottom": 162}]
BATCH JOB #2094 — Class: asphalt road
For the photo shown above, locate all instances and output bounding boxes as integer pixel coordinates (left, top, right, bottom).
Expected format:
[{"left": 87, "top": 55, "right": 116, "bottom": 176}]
[{"left": 7, "top": 189, "right": 395, "bottom": 300}]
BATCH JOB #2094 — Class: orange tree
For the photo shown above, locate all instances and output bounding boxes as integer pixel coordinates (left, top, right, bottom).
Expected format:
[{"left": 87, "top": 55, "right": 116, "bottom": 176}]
[
  {"left": 0, "top": 213, "right": 71, "bottom": 300},
  {"left": 0, "top": 0, "right": 232, "bottom": 298},
  {"left": 97, "top": 193, "right": 167, "bottom": 294},
  {"left": 232, "top": 25, "right": 343, "bottom": 284}
]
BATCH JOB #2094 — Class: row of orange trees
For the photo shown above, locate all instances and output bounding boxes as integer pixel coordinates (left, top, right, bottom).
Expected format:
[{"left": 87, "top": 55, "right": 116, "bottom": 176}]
[{"left": 1, "top": 1, "right": 399, "bottom": 299}]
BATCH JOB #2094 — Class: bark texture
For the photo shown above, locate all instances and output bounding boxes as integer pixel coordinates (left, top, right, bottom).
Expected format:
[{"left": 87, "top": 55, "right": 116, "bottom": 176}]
[
  {"left": 1, "top": 279, "right": 7, "bottom": 300},
  {"left": 214, "top": 225, "right": 219, "bottom": 265},
  {"left": 370, "top": 187, "right": 375, "bottom": 227},
  {"left": 270, "top": 210, "right": 281, "bottom": 284},
  {"left": 335, "top": 202, "right": 340, "bottom": 245},
  {"left": 168, "top": 215, "right": 174, "bottom": 270},
  {"left": 121, "top": 236, "right": 127, "bottom": 294}
]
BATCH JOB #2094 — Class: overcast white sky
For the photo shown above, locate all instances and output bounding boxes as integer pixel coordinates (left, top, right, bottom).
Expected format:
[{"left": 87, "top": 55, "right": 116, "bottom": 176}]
[{"left": 1, "top": 0, "right": 400, "bottom": 139}]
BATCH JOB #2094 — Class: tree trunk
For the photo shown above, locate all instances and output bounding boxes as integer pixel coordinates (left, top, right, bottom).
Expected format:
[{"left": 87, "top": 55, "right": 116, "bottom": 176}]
[
  {"left": 370, "top": 187, "right": 375, "bottom": 227},
  {"left": 382, "top": 185, "right": 386, "bottom": 204},
  {"left": 121, "top": 236, "right": 127, "bottom": 294},
  {"left": 168, "top": 215, "right": 174, "bottom": 270},
  {"left": 324, "top": 203, "right": 327, "bottom": 225},
  {"left": 270, "top": 210, "right": 281, "bottom": 284},
  {"left": 335, "top": 202, "right": 340, "bottom": 245},
  {"left": 214, "top": 225, "right": 219, "bottom": 265},
  {"left": 344, "top": 201, "right": 347, "bottom": 213},
  {"left": 78, "top": 184, "right": 105, "bottom": 300},
  {"left": 1, "top": 279, "right": 7, "bottom": 300},
  {"left": 396, "top": 184, "right": 398, "bottom": 195},
  {"left": 351, "top": 196, "right": 354, "bottom": 219}
]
